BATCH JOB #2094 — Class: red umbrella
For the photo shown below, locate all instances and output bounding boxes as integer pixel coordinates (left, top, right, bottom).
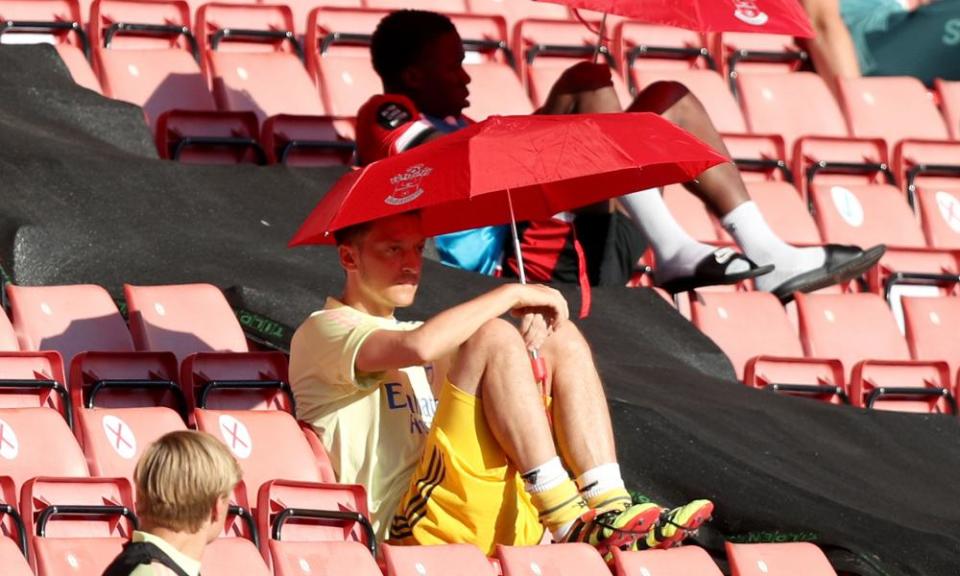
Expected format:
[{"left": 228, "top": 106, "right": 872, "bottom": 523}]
[
  {"left": 545, "top": 0, "right": 816, "bottom": 38},
  {"left": 289, "top": 112, "right": 725, "bottom": 247}
]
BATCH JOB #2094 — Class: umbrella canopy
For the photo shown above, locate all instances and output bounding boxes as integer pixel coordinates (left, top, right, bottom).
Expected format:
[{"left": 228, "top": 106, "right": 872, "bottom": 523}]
[
  {"left": 543, "top": 0, "right": 815, "bottom": 37},
  {"left": 289, "top": 112, "right": 726, "bottom": 246}
]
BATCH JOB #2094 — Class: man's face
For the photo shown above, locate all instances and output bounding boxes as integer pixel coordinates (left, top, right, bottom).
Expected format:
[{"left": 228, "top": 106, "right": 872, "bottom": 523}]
[
  {"left": 340, "top": 213, "right": 426, "bottom": 310},
  {"left": 405, "top": 30, "right": 472, "bottom": 118}
]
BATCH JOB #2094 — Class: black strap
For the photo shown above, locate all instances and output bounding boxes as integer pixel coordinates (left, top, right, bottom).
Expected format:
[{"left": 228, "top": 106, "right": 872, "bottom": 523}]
[{"left": 101, "top": 541, "right": 195, "bottom": 576}]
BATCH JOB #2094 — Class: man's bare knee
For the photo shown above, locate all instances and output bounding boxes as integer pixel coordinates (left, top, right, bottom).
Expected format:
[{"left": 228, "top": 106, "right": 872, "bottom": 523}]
[
  {"left": 542, "top": 320, "right": 592, "bottom": 363},
  {"left": 628, "top": 80, "right": 694, "bottom": 116}
]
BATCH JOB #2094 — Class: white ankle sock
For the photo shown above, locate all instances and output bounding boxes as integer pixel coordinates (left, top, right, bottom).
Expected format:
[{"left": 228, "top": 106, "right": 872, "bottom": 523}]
[
  {"left": 720, "top": 201, "right": 825, "bottom": 291},
  {"left": 575, "top": 463, "right": 625, "bottom": 502},
  {"left": 621, "top": 189, "right": 748, "bottom": 282},
  {"left": 522, "top": 456, "right": 570, "bottom": 494}
]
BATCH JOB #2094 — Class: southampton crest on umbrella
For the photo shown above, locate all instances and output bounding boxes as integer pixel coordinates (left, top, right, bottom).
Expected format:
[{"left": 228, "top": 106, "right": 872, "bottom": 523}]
[
  {"left": 734, "top": 0, "right": 769, "bottom": 26},
  {"left": 386, "top": 163, "right": 433, "bottom": 206}
]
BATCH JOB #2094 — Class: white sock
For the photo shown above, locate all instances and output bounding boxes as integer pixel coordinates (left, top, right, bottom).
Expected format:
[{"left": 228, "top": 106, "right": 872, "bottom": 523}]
[
  {"left": 522, "top": 456, "right": 570, "bottom": 494},
  {"left": 721, "top": 201, "right": 825, "bottom": 291},
  {"left": 575, "top": 463, "right": 625, "bottom": 502},
  {"left": 621, "top": 188, "right": 749, "bottom": 283}
]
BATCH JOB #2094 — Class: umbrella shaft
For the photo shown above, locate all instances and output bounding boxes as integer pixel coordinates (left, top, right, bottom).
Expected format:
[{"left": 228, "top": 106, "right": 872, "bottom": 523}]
[{"left": 507, "top": 190, "right": 527, "bottom": 285}]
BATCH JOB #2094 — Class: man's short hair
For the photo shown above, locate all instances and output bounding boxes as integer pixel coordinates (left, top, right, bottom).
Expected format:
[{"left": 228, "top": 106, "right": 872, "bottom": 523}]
[
  {"left": 134, "top": 431, "right": 242, "bottom": 533},
  {"left": 371, "top": 10, "right": 457, "bottom": 88},
  {"left": 333, "top": 221, "right": 374, "bottom": 246}
]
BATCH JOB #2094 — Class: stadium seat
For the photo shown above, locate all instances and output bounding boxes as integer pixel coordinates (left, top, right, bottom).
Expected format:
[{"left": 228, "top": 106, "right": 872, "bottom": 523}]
[
  {"left": 737, "top": 72, "right": 848, "bottom": 154},
  {"left": 124, "top": 283, "right": 294, "bottom": 414},
  {"left": 614, "top": 22, "right": 712, "bottom": 83},
  {"left": 306, "top": 7, "right": 389, "bottom": 140},
  {"left": 935, "top": 78, "right": 960, "bottom": 140},
  {"left": 796, "top": 293, "right": 955, "bottom": 413},
  {"left": 6, "top": 284, "right": 184, "bottom": 419},
  {"left": 257, "top": 480, "right": 375, "bottom": 570},
  {"left": 90, "top": 0, "right": 263, "bottom": 163},
  {"left": 0, "top": 476, "right": 30, "bottom": 576},
  {"left": 496, "top": 543, "right": 609, "bottom": 575},
  {"left": 663, "top": 184, "right": 722, "bottom": 244},
  {"left": 612, "top": 545, "right": 723, "bottom": 576},
  {"left": 0, "top": 408, "right": 88, "bottom": 494},
  {"left": 76, "top": 405, "right": 186, "bottom": 479},
  {"left": 915, "top": 185, "right": 960, "bottom": 249},
  {"left": 837, "top": 77, "right": 950, "bottom": 149},
  {"left": 203, "top": 536, "right": 272, "bottom": 576},
  {"left": 0, "top": 537, "right": 31, "bottom": 576},
  {"left": 22, "top": 476, "right": 135, "bottom": 573},
  {"left": 0, "top": 0, "right": 102, "bottom": 93},
  {"left": 725, "top": 542, "right": 837, "bottom": 576},
  {"left": 0, "top": 308, "right": 17, "bottom": 351},
  {"left": 892, "top": 140, "right": 960, "bottom": 228},
  {"left": 631, "top": 69, "right": 745, "bottom": 133},
  {"left": 450, "top": 13, "right": 535, "bottom": 120},
  {"left": 383, "top": 542, "right": 497, "bottom": 576},
  {"left": 367, "top": 0, "right": 467, "bottom": 12},
  {"left": 194, "top": 409, "right": 335, "bottom": 509},
  {"left": 902, "top": 294, "right": 960, "bottom": 378},
  {"left": 711, "top": 32, "right": 806, "bottom": 91},
  {"left": 467, "top": 0, "right": 569, "bottom": 33},
  {"left": 792, "top": 136, "right": 890, "bottom": 202},
  {"left": 690, "top": 290, "right": 846, "bottom": 403},
  {"left": 513, "top": 19, "right": 631, "bottom": 108}
]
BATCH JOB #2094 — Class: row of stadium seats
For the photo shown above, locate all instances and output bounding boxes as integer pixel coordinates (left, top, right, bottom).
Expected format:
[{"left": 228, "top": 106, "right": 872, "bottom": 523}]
[{"left": 3, "top": 0, "right": 958, "bottom": 166}]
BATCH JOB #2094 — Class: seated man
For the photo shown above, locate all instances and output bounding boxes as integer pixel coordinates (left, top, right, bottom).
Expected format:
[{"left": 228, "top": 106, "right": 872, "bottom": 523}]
[
  {"left": 290, "top": 211, "right": 713, "bottom": 558},
  {"left": 356, "top": 10, "right": 884, "bottom": 300},
  {"left": 102, "top": 430, "right": 242, "bottom": 576}
]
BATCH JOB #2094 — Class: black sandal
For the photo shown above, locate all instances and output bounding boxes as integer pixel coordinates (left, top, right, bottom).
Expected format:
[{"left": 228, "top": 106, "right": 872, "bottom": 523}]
[
  {"left": 772, "top": 244, "right": 886, "bottom": 303},
  {"left": 657, "top": 248, "right": 774, "bottom": 294}
]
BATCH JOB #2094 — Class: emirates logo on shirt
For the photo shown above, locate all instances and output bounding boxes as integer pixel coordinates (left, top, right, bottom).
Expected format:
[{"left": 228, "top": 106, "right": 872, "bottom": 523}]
[
  {"left": 733, "top": 0, "right": 769, "bottom": 26},
  {"left": 386, "top": 164, "right": 432, "bottom": 206}
]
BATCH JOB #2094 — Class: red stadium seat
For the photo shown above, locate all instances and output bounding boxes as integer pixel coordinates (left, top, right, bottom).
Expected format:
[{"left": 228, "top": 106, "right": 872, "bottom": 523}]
[
  {"left": 915, "top": 185, "right": 960, "bottom": 249},
  {"left": 902, "top": 295, "right": 960, "bottom": 378},
  {"left": 725, "top": 542, "right": 837, "bottom": 576},
  {"left": 0, "top": 537, "right": 32, "bottom": 576},
  {"left": 0, "top": 476, "right": 31, "bottom": 576},
  {"left": 6, "top": 284, "right": 184, "bottom": 419},
  {"left": 935, "top": 78, "right": 960, "bottom": 140},
  {"left": 76, "top": 405, "right": 186, "bottom": 479},
  {"left": 0, "top": 0, "right": 102, "bottom": 93},
  {"left": 737, "top": 72, "right": 848, "bottom": 154},
  {"left": 203, "top": 537, "right": 272, "bottom": 576},
  {"left": 712, "top": 32, "right": 806, "bottom": 89},
  {"left": 663, "top": 184, "right": 722, "bottom": 244},
  {"left": 0, "top": 408, "right": 88, "bottom": 492},
  {"left": 124, "top": 283, "right": 293, "bottom": 414},
  {"left": 467, "top": 0, "right": 569, "bottom": 32},
  {"left": 796, "top": 293, "right": 954, "bottom": 413},
  {"left": 258, "top": 480, "right": 375, "bottom": 570},
  {"left": 24, "top": 477, "right": 135, "bottom": 575},
  {"left": 496, "top": 543, "right": 609, "bottom": 576},
  {"left": 367, "top": 0, "right": 467, "bottom": 12},
  {"left": 612, "top": 545, "right": 723, "bottom": 576},
  {"left": 513, "top": 19, "right": 631, "bottom": 108},
  {"left": 632, "top": 69, "right": 745, "bottom": 133},
  {"left": 836, "top": 77, "right": 949, "bottom": 149},
  {"left": 0, "top": 308, "right": 17, "bottom": 351},
  {"left": 272, "top": 541, "right": 382, "bottom": 576},
  {"left": 383, "top": 542, "right": 497, "bottom": 576},
  {"left": 614, "top": 22, "right": 712, "bottom": 80},
  {"left": 791, "top": 136, "right": 890, "bottom": 202},
  {"left": 195, "top": 409, "right": 335, "bottom": 509},
  {"left": 690, "top": 290, "right": 846, "bottom": 403},
  {"left": 892, "top": 141, "right": 960, "bottom": 238}
]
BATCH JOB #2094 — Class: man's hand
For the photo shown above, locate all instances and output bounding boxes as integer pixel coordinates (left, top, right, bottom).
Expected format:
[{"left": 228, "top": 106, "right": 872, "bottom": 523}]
[
  {"left": 519, "top": 312, "right": 550, "bottom": 350},
  {"left": 508, "top": 284, "right": 569, "bottom": 331},
  {"left": 552, "top": 62, "right": 614, "bottom": 96}
]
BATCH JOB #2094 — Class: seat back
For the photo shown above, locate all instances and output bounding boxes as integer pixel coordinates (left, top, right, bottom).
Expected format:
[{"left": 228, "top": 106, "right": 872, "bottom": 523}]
[
  {"left": 367, "top": 0, "right": 467, "bottom": 11},
  {"left": 902, "top": 295, "right": 960, "bottom": 375},
  {"left": 90, "top": 0, "right": 214, "bottom": 125},
  {"left": 615, "top": 22, "right": 710, "bottom": 73},
  {"left": 383, "top": 542, "right": 497, "bottom": 576},
  {"left": 33, "top": 537, "right": 125, "bottom": 576},
  {"left": 713, "top": 32, "right": 805, "bottom": 78},
  {"left": 202, "top": 536, "right": 272, "bottom": 576},
  {"left": 725, "top": 542, "right": 837, "bottom": 576},
  {"left": 496, "top": 543, "right": 609, "bottom": 576},
  {"left": 917, "top": 186, "right": 960, "bottom": 249},
  {"left": 197, "top": 3, "right": 325, "bottom": 123},
  {"left": 258, "top": 480, "right": 373, "bottom": 563},
  {"left": 195, "top": 409, "right": 335, "bottom": 509},
  {"left": 21, "top": 477, "right": 135, "bottom": 539},
  {"left": 792, "top": 136, "right": 890, "bottom": 200},
  {"left": 0, "top": 536, "right": 32, "bottom": 576},
  {"left": 124, "top": 283, "right": 248, "bottom": 362},
  {"left": 271, "top": 540, "right": 381, "bottom": 576},
  {"left": 633, "top": 69, "right": 745, "bottom": 133},
  {"left": 77, "top": 406, "right": 186, "bottom": 480},
  {"left": 797, "top": 293, "right": 911, "bottom": 371},
  {"left": 0, "top": 476, "right": 26, "bottom": 565},
  {"left": 810, "top": 183, "right": 926, "bottom": 248},
  {"left": 6, "top": 284, "right": 134, "bottom": 367},
  {"left": 181, "top": 351, "right": 293, "bottom": 413},
  {"left": 0, "top": 351, "right": 69, "bottom": 416},
  {"left": 467, "top": 0, "right": 568, "bottom": 32},
  {"left": 837, "top": 77, "right": 949, "bottom": 147},
  {"left": 737, "top": 72, "right": 847, "bottom": 152},
  {"left": 0, "top": 408, "right": 88, "bottom": 491},
  {"left": 935, "top": 78, "right": 960, "bottom": 140},
  {"left": 691, "top": 291, "right": 803, "bottom": 380},
  {"left": 0, "top": 309, "right": 17, "bottom": 351},
  {"left": 612, "top": 545, "right": 723, "bottom": 576}
]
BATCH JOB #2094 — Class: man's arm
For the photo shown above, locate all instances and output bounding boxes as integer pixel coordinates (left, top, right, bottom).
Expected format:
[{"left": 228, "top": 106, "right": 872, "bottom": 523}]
[
  {"left": 355, "top": 283, "right": 568, "bottom": 373},
  {"left": 801, "top": 0, "right": 861, "bottom": 95}
]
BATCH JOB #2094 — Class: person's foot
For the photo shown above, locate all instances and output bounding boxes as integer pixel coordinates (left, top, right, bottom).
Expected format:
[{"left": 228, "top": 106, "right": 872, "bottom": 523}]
[
  {"left": 770, "top": 244, "right": 886, "bottom": 303},
  {"left": 561, "top": 502, "right": 661, "bottom": 561},
  {"left": 656, "top": 247, "right": 774, "bottom": 294},
  {"left": 637, "top": 499, "right": 714, "bottom": 550}
]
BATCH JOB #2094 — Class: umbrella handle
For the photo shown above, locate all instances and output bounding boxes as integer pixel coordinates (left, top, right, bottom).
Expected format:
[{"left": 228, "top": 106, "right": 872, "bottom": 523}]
[{"left": 508, "top": 189, "right": 548, "bottom": 390}]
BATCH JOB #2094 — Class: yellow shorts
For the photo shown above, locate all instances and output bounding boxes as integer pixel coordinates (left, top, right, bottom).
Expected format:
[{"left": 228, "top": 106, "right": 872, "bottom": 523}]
[{"left": 389, "top": 380, "right": 545, "bottom": 554}]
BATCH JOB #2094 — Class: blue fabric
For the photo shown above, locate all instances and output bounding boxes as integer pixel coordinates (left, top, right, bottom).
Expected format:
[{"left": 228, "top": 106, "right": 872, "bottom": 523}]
[
  {"left": 840, "top": 0, "right": 907, "bottom": 74},
  {"left": 422, "top": 114, "right": 509, "bottom": 275}
]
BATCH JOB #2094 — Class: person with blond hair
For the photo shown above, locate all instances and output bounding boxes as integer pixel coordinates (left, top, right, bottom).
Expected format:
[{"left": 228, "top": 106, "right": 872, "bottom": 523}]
[{"left": 102, "top": 430, "right": 242, "bottom": 576}]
